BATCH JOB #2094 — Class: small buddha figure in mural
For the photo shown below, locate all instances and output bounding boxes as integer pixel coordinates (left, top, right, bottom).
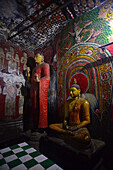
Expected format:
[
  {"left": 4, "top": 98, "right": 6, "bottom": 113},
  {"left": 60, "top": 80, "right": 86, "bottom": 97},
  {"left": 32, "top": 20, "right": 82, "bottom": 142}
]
[
  {"left": 49, "top": 79, "right": 91, "bottom": 148},
  {"left": 30, "top": 52, "right": 50, "bottom": 131}
]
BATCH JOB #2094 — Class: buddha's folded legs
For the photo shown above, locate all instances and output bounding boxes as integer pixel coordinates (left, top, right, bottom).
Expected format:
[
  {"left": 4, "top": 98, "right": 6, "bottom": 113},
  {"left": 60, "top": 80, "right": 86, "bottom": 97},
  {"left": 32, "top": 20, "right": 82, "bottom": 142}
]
[{"left": 49, "top": 123, "right": 91, "bottom": 145}]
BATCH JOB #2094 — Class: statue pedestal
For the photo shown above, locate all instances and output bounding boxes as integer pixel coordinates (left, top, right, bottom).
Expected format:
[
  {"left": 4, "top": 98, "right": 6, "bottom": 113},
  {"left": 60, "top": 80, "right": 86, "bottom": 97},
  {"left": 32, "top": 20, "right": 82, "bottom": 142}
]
[{"left": 39, "top": 135, "right": 105, "bottom": 170}]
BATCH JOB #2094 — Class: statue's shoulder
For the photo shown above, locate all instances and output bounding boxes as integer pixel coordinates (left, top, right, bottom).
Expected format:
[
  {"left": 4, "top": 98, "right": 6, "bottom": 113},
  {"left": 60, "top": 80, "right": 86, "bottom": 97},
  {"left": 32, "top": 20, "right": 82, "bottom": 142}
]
[
  {"left": 43, "top": 62, "right": 49, "bottom": 67},
  {"left": 80, "top": 98, "right": 89, "bottom": 105}
]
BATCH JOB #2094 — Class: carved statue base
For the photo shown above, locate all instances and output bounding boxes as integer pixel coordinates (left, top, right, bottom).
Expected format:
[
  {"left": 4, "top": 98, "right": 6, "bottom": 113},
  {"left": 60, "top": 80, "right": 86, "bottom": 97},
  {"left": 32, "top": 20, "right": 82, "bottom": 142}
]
[{"left": 39, "top": 133, "right": 105, "bottom": 170}]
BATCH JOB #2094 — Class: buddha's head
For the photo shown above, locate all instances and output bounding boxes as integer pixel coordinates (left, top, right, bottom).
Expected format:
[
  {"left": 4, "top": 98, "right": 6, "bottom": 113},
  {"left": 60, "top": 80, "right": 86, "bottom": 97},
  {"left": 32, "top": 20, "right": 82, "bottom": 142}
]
[
  {"left": 34, "top": 52, "right": 44, "bottom": 65},
  {"left": 69, "top": 79, "right": 81, "bottom": 98}
]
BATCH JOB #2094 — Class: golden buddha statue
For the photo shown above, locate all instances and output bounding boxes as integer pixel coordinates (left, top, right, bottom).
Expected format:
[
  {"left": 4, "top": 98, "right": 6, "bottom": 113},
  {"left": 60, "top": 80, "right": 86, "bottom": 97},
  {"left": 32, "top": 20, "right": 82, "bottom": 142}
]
[{"left": 49, "top": 79, "right": 91, "bottom": 148}]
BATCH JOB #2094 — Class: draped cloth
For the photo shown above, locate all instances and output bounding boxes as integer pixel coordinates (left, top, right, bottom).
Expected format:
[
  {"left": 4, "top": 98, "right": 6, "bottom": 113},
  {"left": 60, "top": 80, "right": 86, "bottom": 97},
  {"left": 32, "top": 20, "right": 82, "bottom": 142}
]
[{"left": 31, "top": 63, "right": 50, "bottom": 129}]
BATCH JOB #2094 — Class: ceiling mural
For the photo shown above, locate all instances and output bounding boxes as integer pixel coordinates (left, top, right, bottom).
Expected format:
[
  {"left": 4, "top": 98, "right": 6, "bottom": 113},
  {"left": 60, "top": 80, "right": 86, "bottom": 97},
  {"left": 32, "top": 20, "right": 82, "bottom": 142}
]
[{"left": 0, "top": 0, "right": 106, "bottom": 52}]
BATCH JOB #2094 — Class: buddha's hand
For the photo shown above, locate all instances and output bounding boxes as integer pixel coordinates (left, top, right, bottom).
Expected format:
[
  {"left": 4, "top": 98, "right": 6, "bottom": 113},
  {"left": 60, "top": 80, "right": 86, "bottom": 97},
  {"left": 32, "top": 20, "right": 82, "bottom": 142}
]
[
  {"left": 63, "top": 120, "right": 69, "bottom": 130},
  {"left": 67, "top": 130, "right": 75, "bottom": 136},
  {"left": 68, "top": 126, "right": 78, "bottom": 131},
  {"left": 34, "top": 73, "right": 40, "bottom": 82},
  {"left": 27, "top": 67, "right": 30, "bottom": 78}
]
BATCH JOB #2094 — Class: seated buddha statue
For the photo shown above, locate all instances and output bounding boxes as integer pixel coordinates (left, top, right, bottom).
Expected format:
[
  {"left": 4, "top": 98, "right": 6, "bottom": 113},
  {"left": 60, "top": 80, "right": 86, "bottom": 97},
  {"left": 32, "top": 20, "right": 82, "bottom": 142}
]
[{"left": 49, "top": 80, "right": 92, "bottom": 149}]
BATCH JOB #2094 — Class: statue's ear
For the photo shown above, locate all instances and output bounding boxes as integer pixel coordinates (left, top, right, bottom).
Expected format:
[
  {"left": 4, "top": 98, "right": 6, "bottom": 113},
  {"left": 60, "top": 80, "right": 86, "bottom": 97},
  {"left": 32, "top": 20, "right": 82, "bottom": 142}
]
[
  {"left": 78, "top": 89, "right": 81, "bottom": 93},
  {"left": 78, "top": 89, "right": 81, "bottom": 97}
]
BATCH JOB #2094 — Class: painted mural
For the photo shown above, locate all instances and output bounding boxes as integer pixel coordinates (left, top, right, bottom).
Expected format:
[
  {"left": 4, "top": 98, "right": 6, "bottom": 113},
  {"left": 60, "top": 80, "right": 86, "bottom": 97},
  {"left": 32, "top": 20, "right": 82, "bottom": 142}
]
[
  {"left": 0, "top": 39, "right": 33, "bottom": 121},
  {"left": 57, "top": 0, "right": 113, "bottom": 123}
]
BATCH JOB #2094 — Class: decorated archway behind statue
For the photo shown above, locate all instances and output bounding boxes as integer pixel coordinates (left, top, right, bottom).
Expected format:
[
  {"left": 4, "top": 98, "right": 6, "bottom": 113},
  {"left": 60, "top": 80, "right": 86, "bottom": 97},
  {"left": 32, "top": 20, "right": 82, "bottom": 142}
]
[{"left": 57, "top": 43, "right": 112, "bottom": 121}]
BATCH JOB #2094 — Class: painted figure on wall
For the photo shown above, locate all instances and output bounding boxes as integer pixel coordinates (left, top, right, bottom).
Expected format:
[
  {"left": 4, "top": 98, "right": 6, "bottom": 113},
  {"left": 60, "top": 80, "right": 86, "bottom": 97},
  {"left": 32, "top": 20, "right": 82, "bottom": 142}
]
[
  {"left": 3, "top": 82, "right": 17, "bottom": 120},
  {"left": 49, "top": 79, "right": 91, "bottom": 148},
  {"left": 1, "top": 72, "right": 25, "bottom": 120},
  {"left": 21, "top": 57, "right": 36, "bottom": 131},
  {"left": 0, "top": 47, "right": 5, "bottom": 71},
  {"left": 0, "top": 41, "right": 34, "bottom": 122},
  {"left": 6, "top": 47, "right": 17, "bottom": 74},
  {"left": 30, "top": 52, "right": 50, "bottom": 130},
  {"left": 21, "top": 52, "right": 28, "bottom": 71}
]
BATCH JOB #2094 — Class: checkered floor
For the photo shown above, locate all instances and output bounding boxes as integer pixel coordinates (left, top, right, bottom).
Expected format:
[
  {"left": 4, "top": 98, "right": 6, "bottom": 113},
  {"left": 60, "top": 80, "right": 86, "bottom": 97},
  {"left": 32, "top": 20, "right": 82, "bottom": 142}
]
[{"left": 0, "top": 142, "right": 63, "bottom": 170}]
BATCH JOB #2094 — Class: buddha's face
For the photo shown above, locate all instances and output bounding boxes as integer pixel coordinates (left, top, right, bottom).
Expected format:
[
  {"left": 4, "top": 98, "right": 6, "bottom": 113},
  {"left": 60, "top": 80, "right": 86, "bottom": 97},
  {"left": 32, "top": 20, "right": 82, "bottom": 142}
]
[
  {"left": 69, "top": 87, "right": 80, "bottom": 98},
  {"left": 35, "top": 53, "right": 43, "bottom": 65}
]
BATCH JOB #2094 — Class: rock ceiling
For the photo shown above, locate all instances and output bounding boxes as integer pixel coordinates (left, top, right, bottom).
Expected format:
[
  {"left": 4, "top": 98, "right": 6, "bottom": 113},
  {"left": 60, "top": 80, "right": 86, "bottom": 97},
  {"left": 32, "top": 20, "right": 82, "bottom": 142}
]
[{"left": 0, "top": 0, "right": 105, "bottom": 52}]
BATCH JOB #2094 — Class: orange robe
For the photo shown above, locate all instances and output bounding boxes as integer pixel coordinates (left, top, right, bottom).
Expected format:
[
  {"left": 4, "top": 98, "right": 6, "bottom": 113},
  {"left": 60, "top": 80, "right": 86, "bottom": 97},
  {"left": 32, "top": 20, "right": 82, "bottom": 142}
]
[{"left": 31, "top": 63, "right": 50, "bottom": 129}]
